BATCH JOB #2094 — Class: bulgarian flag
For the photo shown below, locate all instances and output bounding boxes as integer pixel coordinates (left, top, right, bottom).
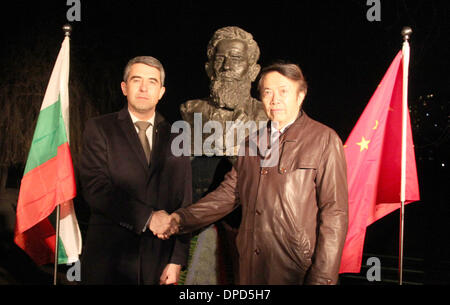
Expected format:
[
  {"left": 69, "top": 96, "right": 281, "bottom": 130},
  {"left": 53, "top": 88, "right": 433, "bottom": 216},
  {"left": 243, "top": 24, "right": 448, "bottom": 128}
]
[
  {"left": 339, "top": 49, "right": 420, "bottom": 274},
  {"left": 14, "top": 35, "right": 82, "bottom": 265}
]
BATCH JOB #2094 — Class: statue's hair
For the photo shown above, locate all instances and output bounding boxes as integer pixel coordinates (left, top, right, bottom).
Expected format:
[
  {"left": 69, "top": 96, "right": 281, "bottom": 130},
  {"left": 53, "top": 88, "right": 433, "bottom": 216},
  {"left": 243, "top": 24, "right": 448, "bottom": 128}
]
[
  {"left": 123, "top": 56, "right": 165, "bottom": 86},
  {"left": 206, "top": 26, "right": 260, "bottom": 66}
]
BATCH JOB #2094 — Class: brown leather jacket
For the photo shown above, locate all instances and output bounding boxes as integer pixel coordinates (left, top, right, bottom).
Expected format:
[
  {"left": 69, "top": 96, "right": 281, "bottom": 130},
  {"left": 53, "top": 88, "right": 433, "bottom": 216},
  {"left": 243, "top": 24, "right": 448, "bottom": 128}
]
[{"left": 176, "top": 111, "right": 348, "bottom": 284}]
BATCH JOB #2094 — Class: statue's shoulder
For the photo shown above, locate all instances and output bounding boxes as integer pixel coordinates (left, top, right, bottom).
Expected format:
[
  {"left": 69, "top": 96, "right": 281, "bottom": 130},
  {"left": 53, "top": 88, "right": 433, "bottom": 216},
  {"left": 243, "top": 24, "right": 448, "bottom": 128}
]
[
  {"left": 246, "top": 97, "right": 268, "bottom": 121},
  {"left": 180, "top": 98, "right": 211, "bottom": 112},
  {"left": 180, "top": 98, "right": 216, "bottom": 122}
]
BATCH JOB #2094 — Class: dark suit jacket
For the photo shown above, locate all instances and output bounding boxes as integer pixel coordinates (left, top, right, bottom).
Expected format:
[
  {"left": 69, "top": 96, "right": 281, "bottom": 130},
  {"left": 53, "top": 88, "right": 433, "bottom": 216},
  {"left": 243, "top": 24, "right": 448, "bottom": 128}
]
[{"left": 79, "top": 106, "right": 192, "bottom": 284}]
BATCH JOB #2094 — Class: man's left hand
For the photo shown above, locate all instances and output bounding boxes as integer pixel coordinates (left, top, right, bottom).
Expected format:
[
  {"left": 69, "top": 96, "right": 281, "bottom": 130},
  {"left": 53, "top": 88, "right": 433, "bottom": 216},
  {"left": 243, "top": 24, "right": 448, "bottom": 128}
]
[{"left": 159, "top": 263, "right": 181, "bottom": 285}]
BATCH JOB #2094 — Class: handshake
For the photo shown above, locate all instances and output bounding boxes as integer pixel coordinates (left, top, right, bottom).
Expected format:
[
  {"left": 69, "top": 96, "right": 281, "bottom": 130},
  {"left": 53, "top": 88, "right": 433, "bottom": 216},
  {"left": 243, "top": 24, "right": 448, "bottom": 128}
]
[{"left": 148, "top": 210, "right": 181, "bottom": 240}]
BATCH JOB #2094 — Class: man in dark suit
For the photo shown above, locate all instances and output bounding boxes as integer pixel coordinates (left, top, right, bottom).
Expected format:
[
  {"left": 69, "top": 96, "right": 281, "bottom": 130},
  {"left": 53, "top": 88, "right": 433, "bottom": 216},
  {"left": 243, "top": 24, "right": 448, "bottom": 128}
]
[{"left": 79, "top": 56, "right": 192, "bottom": 284}]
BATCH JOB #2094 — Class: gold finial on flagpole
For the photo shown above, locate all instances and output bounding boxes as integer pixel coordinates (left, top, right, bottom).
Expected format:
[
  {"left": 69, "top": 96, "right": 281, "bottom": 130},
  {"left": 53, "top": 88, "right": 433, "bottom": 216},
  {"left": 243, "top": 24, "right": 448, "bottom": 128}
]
[
  {"left": 63, "top": 24, "right": 72, "bottom": 37},
  {"left": 401, "top": 26, "right": 412, "bottom": 42}
]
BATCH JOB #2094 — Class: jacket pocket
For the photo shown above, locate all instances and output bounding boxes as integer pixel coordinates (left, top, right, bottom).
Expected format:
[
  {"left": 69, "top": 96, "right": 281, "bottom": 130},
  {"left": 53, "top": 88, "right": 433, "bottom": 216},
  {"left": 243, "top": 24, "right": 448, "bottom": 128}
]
[
  {"left": 278, "top": 157, "right": 317, "bottom": 175},
  {"left": 284, "top": 230, "right": 312, "bottom": 272}
]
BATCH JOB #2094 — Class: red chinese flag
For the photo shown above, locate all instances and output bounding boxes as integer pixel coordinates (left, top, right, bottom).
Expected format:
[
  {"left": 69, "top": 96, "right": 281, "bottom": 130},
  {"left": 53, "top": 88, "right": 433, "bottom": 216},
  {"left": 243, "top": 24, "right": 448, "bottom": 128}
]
[{"left": 339, "top": 51, "right": 420, "bottom": 274}]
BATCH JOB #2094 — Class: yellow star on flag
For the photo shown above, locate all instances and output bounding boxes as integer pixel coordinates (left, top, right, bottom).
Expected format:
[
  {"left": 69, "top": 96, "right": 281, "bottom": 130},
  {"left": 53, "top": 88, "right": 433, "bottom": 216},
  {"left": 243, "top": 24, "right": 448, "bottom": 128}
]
[{"left": 356, "top": 136, "right": 370, "bottom": 152}]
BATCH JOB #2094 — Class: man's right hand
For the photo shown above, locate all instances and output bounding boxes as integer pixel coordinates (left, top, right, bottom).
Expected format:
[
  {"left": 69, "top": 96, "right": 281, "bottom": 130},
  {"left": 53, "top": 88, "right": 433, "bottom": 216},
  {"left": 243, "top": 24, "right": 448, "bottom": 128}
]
[{"left": 149, "top": 210, "right": 180, "bottom": 240}]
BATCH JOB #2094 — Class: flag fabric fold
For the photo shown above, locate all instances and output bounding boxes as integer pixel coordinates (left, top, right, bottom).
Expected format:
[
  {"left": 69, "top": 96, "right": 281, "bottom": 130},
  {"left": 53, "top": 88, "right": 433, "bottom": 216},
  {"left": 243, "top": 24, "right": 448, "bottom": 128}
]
[
  {"left": 339, "top": 50, "right": 420, "bottom": 274},
  {"left": 14, "top": 36, "right": 82, "bottom": 265}
]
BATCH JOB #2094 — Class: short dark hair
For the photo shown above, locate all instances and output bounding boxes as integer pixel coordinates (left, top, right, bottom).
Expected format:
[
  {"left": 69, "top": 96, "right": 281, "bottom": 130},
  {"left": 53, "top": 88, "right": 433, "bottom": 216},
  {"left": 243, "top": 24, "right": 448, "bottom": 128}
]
[
  {"left": 258, "top": 62, "right": 308, "bottom": 95},
  {"left": 123, "top": 56, "right": 165, "bottom": 86}
]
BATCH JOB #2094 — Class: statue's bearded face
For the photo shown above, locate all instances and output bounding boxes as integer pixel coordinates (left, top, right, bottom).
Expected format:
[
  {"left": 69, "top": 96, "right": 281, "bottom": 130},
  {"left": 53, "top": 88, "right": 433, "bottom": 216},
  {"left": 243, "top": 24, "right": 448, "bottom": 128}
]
[
  {"left": 212, "top": 39, "right": 250, "bottom": 81},
  {"left": 210, "top": 39, "right": 252, "bottom": 110}
]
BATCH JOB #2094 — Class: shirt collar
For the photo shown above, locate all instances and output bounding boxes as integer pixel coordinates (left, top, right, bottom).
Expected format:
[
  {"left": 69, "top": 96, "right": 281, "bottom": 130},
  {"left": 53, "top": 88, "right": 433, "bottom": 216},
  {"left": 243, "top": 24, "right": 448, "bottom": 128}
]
[
  {"left": 128, "top": 110, "right": 155, "bottom": 126},
  {"left": 270, "top": 117, "right": 296, "bottom": 136}
]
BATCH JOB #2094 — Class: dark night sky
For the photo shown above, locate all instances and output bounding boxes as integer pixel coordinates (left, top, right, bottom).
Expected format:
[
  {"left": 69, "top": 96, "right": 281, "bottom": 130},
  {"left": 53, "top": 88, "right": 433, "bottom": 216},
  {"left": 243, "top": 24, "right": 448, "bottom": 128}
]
[
  {"left": 1, "top": 0, "right": 449, "bottom": 139},
  {"left": 0, "top": 0, "right": 449, "bottom": 284}
]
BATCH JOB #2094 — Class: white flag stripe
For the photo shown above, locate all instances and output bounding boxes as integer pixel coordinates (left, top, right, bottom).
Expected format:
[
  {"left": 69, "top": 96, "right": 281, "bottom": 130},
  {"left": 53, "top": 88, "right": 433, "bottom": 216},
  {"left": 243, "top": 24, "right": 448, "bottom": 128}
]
[
  {"left": 40, "top": 36, "right": 71, "bottom": 143},
  {"left": 60, "top": 36, "right": 71, "bottom": 144},
  {"left": 59, "top": 200, "right": 82, "bottom": 263},
  {"left": 40, "top": 37, "right": 69, "bottom": 110}
]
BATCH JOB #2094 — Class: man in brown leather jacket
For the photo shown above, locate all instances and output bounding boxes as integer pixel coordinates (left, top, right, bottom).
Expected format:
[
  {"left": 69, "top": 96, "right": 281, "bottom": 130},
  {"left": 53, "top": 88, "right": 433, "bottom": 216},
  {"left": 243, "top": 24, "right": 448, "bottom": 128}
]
[{"left": 156, "top": 63, "right": 348, "bottom": 285}]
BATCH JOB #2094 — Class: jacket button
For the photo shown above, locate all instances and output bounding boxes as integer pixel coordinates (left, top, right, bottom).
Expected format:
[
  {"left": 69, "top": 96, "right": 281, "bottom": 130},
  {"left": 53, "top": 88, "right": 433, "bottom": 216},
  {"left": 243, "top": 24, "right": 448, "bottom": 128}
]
[
  {"left": 256, "top": 209, "right": 262, "bottom": 215},
  {"left": 254, "top": 248, "right": 260, "bottom": 255},
  {"left": 260, "top": 168, "right": 268, "bottom": 175}
]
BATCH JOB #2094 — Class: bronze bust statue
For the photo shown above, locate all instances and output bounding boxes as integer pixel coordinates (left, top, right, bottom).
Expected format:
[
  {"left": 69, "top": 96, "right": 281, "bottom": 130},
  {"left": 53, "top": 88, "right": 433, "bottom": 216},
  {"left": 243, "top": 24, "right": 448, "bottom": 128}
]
[{"left": 180, "top": 26, "right": 268, "bottom": 155}]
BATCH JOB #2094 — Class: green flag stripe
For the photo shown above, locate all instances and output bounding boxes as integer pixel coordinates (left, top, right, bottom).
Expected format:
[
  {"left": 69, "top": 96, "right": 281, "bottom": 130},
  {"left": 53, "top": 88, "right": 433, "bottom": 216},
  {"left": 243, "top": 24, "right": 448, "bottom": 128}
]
[
  {"left": 24, "top": 97, "right": 68, "bottom": 175},
  {"left": 57, "top": 235, "right": 69, "bottom": 264}
]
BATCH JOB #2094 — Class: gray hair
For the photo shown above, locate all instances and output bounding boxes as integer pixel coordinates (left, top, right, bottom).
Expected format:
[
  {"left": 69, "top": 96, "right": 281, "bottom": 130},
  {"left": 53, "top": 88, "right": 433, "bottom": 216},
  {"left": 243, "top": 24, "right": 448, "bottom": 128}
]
[
  {"left": 123, "top": 56, "right": 165, "bottom": 86},
  {"left": 206, "top": 26, "right": 260, "bottom": 66}
]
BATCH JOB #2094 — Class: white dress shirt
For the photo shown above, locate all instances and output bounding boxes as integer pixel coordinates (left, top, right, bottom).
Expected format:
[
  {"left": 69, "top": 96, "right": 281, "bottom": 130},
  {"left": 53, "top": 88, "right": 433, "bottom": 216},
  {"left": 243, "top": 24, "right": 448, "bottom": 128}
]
[{"left": 270, "top": 117, "right": 297, "bottom": 145}]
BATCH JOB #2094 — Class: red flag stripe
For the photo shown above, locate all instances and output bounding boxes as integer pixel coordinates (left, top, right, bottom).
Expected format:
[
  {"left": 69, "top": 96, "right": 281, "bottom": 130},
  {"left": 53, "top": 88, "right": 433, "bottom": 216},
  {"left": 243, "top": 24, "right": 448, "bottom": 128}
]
[
  {"left": 14, "top": 218, "right": 56, "bottom": 265},
  {"left": 15, "top": 143, "right": 76, "bottom": 234}
]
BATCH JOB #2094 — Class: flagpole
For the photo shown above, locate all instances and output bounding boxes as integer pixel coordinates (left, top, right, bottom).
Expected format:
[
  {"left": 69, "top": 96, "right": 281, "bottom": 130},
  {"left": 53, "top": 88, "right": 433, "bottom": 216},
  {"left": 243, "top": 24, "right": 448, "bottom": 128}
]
[
  {"left": 53, "top": 203, "right": 60, "bottom": 285},
  {"left": 399, "top": 26, "right": 412, "bottom": 286},
  {"left": 53, "top": 24, "right": 72, "bottom": 286}
]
